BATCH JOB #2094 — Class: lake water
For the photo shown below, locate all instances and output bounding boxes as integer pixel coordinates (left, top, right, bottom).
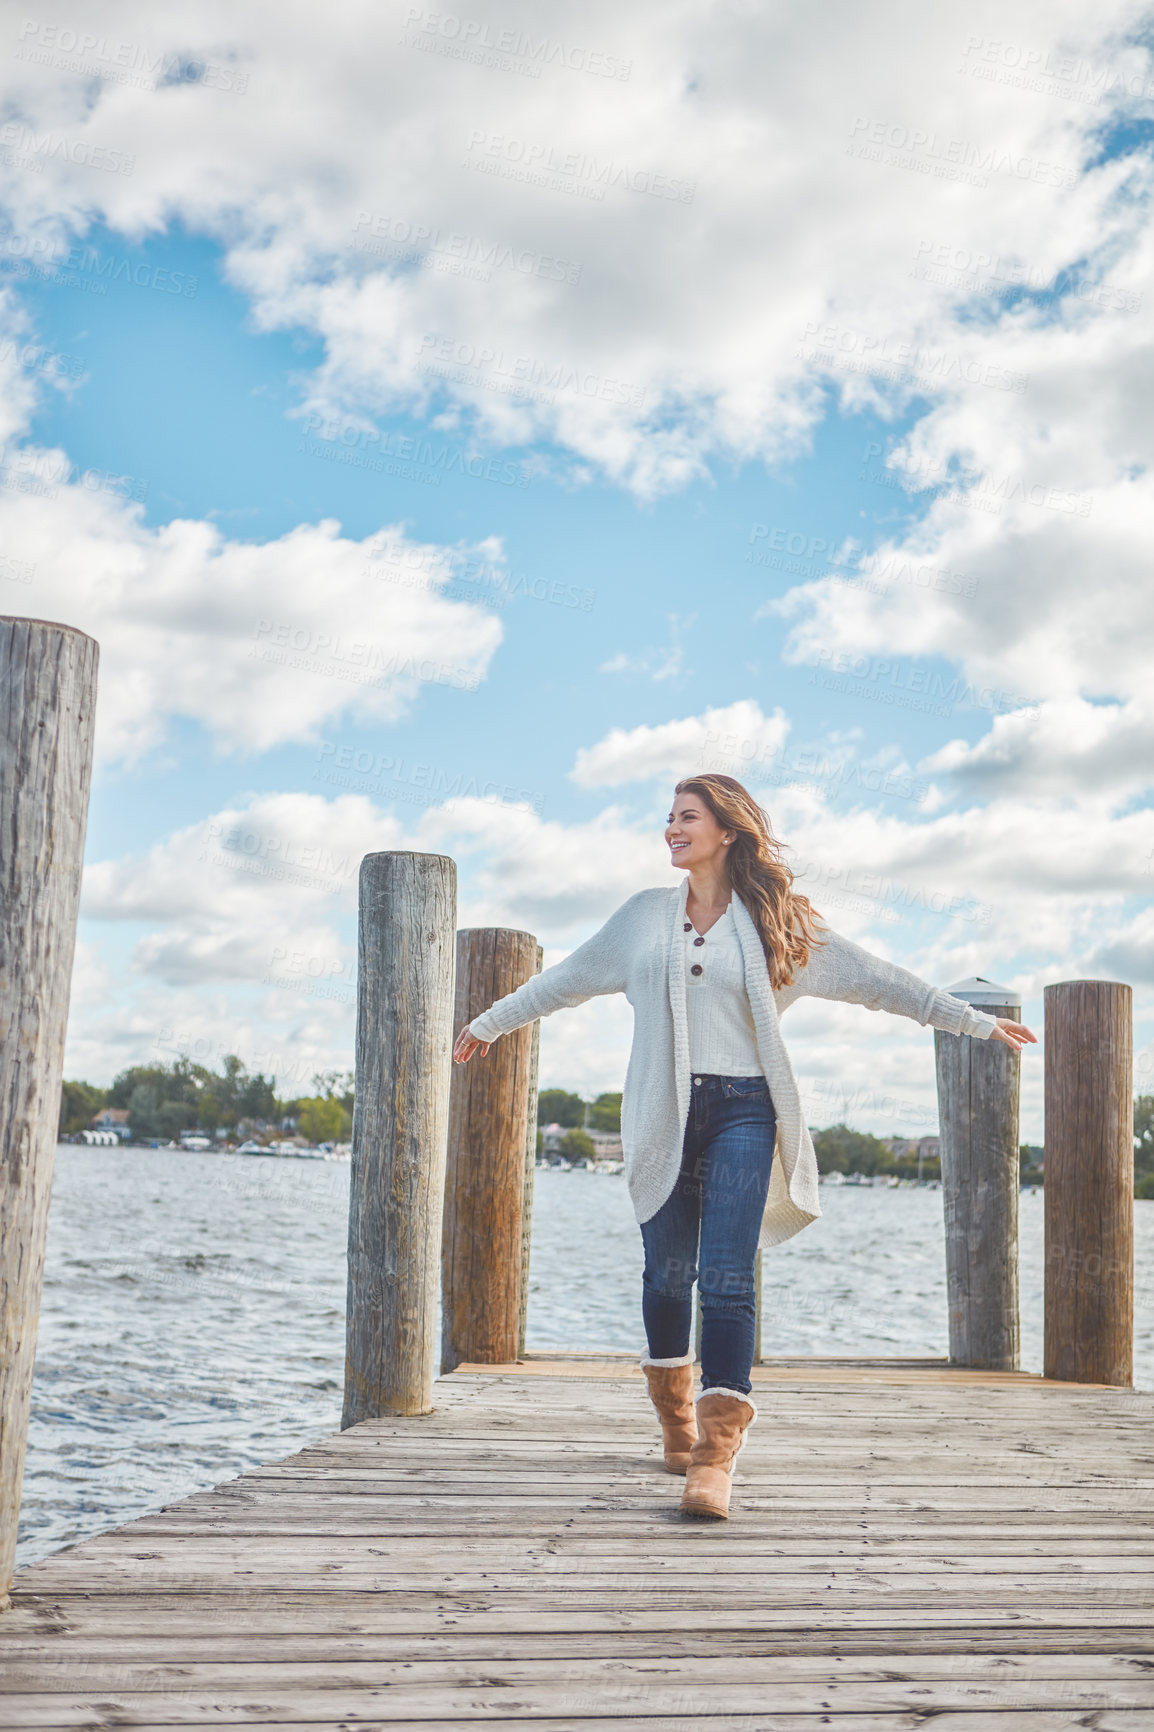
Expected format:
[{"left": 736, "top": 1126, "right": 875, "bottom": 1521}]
[{"left": 17, "top": 1145, "right": 1154, "bottom": 1569}]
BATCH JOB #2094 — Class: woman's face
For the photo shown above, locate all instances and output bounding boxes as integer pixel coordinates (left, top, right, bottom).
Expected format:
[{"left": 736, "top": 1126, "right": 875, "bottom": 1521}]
[{"left": 665, "top": 791, "right": 733, "bottom": 872}]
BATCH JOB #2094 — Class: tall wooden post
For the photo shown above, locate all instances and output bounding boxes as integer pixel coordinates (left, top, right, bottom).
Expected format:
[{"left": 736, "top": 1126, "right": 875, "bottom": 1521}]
[
  {"left": 1044, "top": 980, "right": 1133, "bottom": 1387},
  {"left": 518, "top": 944, "right": 543, "bottom": 1358},
  {"left": 0, "top": 618, "right": 98, "bottom": 1607},
  {"left": 342, "top": 852, "right": 456, "bottom": 1425},
  {"left": 934, "top": 977, "right": 1021, "bottom": 1370},
  {"left": 442, "top": 929, "right": 540, "bottom": 1372}
]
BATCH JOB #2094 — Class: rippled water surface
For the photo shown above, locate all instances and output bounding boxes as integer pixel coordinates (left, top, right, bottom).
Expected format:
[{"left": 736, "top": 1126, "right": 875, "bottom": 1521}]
[{"left": 18, "top": 1145, "right": 1154, "bottom": 1567}]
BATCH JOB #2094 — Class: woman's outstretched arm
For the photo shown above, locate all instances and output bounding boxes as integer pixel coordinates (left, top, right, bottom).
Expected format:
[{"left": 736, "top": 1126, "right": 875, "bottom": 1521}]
[
  {"left": 784, "top": 927, "right": 1036, "bottom": 1051},
  {"left": 453, "top": 890, "right": 643, "bottom": 1064}
]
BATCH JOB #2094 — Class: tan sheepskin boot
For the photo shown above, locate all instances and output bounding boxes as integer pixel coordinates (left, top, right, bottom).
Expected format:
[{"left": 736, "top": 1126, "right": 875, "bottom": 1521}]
[
  {"left": 679, "top": 1388, "right": 757, "bottom": 1519},
  {"left": 641, "top": 1355, "right": 698, "bottom": 1474}
]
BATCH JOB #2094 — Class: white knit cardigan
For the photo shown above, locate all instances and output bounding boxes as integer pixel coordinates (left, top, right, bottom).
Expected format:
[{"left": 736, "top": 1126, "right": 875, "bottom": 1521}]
[{"left": 469, "top": 878, "right": 999, "bottom": 1248}]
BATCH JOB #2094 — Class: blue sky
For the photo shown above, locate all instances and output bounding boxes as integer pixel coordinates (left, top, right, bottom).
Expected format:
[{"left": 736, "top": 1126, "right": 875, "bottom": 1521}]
[{"left": 3, "top": 1, "right": 1153, "bottom": 1138}]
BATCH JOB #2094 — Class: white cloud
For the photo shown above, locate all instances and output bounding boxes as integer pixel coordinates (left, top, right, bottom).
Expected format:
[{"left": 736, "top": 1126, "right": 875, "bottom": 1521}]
[
  {"left": 1, "top": 0, "right": 1150, "bottom": 746},
  {"left": 1, "top": 0, "right": 1149, "bottom": 499},
  {"left": 921, "top": 696, "right": 1154, "bottom": 800},
  {"left": 0, "top": 476, "right": 504, "bottom": 758},
  {"left": 571, "top": 698, "right": 790, "bottom": 787},
  {"left": 772, "top": 206, "right": 1154, "bottom": 706}
]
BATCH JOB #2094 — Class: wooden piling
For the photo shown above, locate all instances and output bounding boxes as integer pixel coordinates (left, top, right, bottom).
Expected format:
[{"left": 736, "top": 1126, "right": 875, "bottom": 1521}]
[
  {"left": 442, "top": 929, "right": 541, "bottom": 1373},
  {"left": 934, "top": 978, "right": 1021, "bottom": 1371},
  {"left": 518, "top": 945, "right": 543, "bottom": 1359},
  {"left": 342, "top": 852, "right": 456, "bottom": 1424},
  {"left": 1044, "top": 979, "right": 1133, "bottom": 1387},
  {"left": 0, "top": 617, "right": 98, "bottom": 1607}
]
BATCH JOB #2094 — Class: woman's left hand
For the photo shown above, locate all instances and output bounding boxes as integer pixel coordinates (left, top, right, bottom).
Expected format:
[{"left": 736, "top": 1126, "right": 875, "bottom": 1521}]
[{"left": 989, "top": 1018, "right": 1037, "bottom": 1052}]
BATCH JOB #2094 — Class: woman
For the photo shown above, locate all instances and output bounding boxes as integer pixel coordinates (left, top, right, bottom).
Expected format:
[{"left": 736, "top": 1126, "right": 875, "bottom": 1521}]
[{"left": 452, "top": 773, "right": 1035, "bottom": 1521}]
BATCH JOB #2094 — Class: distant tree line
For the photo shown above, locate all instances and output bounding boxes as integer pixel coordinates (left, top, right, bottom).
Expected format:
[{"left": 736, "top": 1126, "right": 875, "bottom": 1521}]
[
  {"left": 538, "top": 1089, "right": 621, "bottom": 1131},
  {"left": 1137, "top": 1096, "right": 1154, "bottom": 1199},
  {"left": 813, "top": 1099, "right": 1154, "bottom": 1198},
  {"left": 59, "top": 1058, "right": 353, "bottom": 1145},
  {"left": 57, "top": 1066, "right": 1154, "bottom": 1197}
]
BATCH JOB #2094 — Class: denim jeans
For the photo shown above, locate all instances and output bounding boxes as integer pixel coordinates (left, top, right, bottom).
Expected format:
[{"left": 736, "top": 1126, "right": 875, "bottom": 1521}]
[{"left": 639, "top": 1073, "right": 776, "bottom": 1396}]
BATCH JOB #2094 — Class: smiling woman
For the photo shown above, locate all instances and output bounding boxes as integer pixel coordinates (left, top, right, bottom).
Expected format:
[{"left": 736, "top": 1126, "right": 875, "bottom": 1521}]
[{"left": 452, "top": 771, "right": 1035, "bottom": 1520}]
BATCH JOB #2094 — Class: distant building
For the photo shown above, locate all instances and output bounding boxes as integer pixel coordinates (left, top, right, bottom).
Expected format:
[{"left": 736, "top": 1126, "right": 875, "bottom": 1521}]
[
  {"left": 538, "top": 1122, "right": 621, "bottom": 1165},
  {"left": 539, "top": 1121, "right": 565, "bottom": 1158},
  {"left": 89, "top": 1108, "right": 131, "bottom": 1142},
  {"left": 883, "top": 1135, "right": 941, "bottom": 1164}
]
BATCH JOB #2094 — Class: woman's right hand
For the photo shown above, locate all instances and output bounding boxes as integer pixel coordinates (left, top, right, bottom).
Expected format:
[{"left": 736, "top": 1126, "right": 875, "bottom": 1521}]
[{"left": 453, "top": 1025, "right": 491, "bottom": 1064}]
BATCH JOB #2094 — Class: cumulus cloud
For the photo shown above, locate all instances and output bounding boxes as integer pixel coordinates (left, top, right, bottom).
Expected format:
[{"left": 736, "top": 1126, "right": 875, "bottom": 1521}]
[
  {"left": 1, "top": 0, "right": 1149, "bottom": 495},
  {"left": 2, "top": 0, "right": 1151, "bottom": 732},
  {"left": 0, "top": 476, "right": 503, "bottom": 757},
  {"left": 772, "top": 203, "right": 1154, "bottom": 705},
  {"left": 921, "top": 696, "right": 1154, "bottom": 799},
  {"left": 570, "top": 698, "right": 790, "bottom": 788}
]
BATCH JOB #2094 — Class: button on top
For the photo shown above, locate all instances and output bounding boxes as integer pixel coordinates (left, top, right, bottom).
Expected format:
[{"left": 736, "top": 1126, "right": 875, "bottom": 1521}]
[
  {"left": 690, "top": 963, "right": 703, "bottom": 976},
  {"left": 693, "top": 935, "right": 705, "bottom": 947},
  {"left": 683, "top": 921, "right": 692, "bottom": 931}
]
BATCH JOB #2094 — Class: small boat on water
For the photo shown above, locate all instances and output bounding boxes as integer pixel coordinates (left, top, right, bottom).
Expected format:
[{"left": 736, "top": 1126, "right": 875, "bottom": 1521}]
[{"left": 235, "top": 1139, "right": 325, "bottom": 1160}]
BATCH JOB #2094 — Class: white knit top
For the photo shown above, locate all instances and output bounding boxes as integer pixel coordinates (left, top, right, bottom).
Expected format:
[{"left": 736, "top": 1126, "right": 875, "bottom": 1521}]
[
  {"left": 684, "top": 904, "right": 761, "bottom": 1074},
  {"left": 467, "top": 879, "right": 1000, "bottom": 1248}
]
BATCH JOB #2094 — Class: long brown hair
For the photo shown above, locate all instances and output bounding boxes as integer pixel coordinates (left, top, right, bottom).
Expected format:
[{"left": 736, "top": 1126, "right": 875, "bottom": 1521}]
[{"left": 674, "top": 773, "right": 826, "bottom": 988}]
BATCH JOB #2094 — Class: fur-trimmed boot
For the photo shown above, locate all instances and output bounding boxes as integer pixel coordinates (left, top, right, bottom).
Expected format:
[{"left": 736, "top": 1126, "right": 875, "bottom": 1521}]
[
  {"left": 641, "top": 1354, "right": 698, "bottom": 1474},
  {"left": 679, "top": 1388, "right": 756, "bottom": 1519}
]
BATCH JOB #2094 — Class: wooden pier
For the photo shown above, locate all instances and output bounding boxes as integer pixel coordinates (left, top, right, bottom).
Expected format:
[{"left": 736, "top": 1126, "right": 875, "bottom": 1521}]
[
  {"left": 1, "top": 699, "right": 1148, "bottom": 1732},
  {"left": 2, "top": 1354, "right": 1153, "bottom": 1728}
]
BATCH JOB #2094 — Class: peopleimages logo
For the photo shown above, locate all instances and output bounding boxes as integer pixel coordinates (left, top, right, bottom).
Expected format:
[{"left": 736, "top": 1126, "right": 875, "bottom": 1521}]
[
  {"left": 249, "top": 620, "right": 482, "bottom": 692},
  {"left": 313, "top": 742, "right": 546, "bottom": 813},
  {"left": 463, "top": 130, "right": 695, "bottom": 202},
  {"left": 15, "top": 20, "right": 249, "bottom": 93},
  {"left": 417, "top": 333, "right": 647, "bottom": 408},
  {"left": 351, "top": 211, "right": 582, "bottom": 285},
  {"left": 846, "top": 116, "right": 1077, "bottom": 189},
  {"left": 400, "top": 8, "right": 632, "bottom": 80},
  {"left": 0, "top": 120, "right": 135, "bottom": 175},
  {"left": 0, "top": 231, "right": 199, "bottom": 297}
]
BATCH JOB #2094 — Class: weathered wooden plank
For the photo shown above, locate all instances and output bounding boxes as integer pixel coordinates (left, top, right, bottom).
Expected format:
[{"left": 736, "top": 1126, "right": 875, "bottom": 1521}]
[
  {"left": 1, "top": 1673, "right": 1153, "bottom": 1725},
  {"left": 3, "top": 1718, "right": 1148, "bottom": 1732},
  {"left": 3, "top": 1717, "right": 1144, "bottom": 1732},
  {"left": 14, "top": 1562, "right": 1154, "bottom": 1596},
  {"left": 6, "top": 1596, "right": 1151, "bottom": 1637},
  {"left": 78, "top": 1540, "right": 1150, "bottom": 1570},
  {"left": 5, "top": 1650, "right": 1154, "bottom": 1694},
  {"left": 3, "top": 1643, "right": 1154, "bottom": 1682},
  {"left": 116, "top": 1509, "right": 1154, "bottom": 1543},
  {"left": 95, "top": 1526, "right": 1154, "bottom": 1562}
]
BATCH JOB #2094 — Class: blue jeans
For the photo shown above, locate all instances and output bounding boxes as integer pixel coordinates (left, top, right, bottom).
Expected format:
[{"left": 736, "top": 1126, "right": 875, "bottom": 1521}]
[{"left": 640, "top": 1073, "right": 776, "bottom": 1396}]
